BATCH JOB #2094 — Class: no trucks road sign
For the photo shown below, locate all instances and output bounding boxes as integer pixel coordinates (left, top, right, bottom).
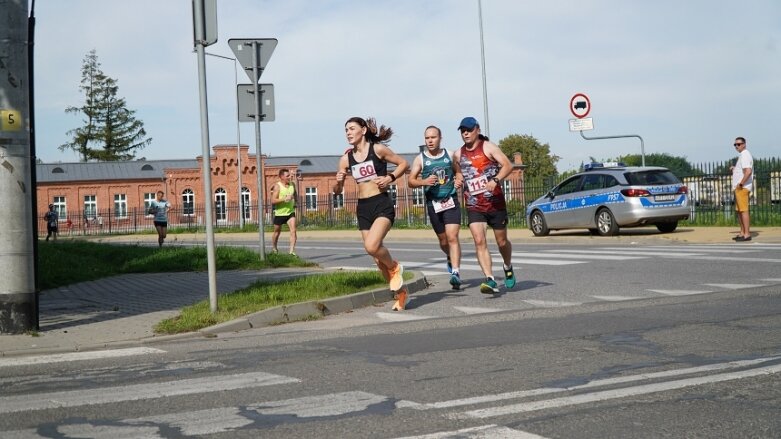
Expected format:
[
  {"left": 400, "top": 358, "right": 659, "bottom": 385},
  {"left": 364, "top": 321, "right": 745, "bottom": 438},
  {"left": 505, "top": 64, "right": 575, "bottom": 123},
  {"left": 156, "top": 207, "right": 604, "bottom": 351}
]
[{"left": 570, "top": 93, "right": 591, "bottom": 119}]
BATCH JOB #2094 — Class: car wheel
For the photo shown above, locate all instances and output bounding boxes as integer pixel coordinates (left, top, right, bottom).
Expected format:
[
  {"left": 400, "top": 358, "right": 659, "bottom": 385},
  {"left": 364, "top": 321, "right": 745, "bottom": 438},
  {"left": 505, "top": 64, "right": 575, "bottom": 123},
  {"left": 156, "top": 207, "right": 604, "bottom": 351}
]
[
  {"left": 530, "top": 211, "right": 550, "bottom": 237},
  {"left": 656, "top": 221, "right": 678, "bottom": 233},
  {"left": 596, "top": 208, "right": 619, "bottom": 236}
]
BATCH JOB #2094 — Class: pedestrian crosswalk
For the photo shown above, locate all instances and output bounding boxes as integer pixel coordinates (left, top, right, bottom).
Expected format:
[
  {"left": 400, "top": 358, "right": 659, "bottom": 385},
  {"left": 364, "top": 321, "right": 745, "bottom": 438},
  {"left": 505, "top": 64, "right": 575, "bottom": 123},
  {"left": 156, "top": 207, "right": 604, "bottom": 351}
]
[
  {"left": 403, "top": 243, "right": 781, "bottom": 276},
  {"left": 328, "top": 243, "right": 781, "bottom": 324},
  {"left": 3, "top": 348, "right": 779, "bottom": 439}
]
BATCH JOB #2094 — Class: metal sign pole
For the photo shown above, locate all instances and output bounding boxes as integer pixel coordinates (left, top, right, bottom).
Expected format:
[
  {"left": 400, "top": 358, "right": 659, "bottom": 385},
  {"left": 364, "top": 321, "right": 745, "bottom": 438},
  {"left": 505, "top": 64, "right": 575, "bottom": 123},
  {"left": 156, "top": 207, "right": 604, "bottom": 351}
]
[
  {"left": 193, "top": 0, "right": 218, "bottom": 312},
  {"left": 579, "top": 131, "right": 645, "bottom": 166},
  {"left": 251, "top": 41, "right": 266, "bottom": 260}
]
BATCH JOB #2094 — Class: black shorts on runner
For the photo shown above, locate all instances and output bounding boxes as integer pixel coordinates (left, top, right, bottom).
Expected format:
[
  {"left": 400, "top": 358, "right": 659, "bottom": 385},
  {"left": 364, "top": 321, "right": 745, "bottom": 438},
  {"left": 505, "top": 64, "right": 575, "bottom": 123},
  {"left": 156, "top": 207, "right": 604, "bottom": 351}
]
[
  {"left": 426, "top": 197, "right": 461, "bottom": 235},
  {"left": 153, "top": 221, "right": 168, "bottom": 228},
  {"left": 357, "top": 193, "right": 395, "bottom": 230},
  {"left": 273, "top": 213, "right": 295, "bottom": 226},
  {"left": 467, "top": 209, "right": 508, "bottom": 229}
]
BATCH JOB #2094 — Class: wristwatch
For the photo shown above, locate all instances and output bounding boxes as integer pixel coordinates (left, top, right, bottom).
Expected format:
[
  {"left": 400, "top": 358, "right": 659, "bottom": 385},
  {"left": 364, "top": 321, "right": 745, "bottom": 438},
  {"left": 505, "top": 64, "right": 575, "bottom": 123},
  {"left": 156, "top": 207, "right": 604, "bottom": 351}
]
[{"left": 492, "top": 177, "right": 500, "bottom": 184}]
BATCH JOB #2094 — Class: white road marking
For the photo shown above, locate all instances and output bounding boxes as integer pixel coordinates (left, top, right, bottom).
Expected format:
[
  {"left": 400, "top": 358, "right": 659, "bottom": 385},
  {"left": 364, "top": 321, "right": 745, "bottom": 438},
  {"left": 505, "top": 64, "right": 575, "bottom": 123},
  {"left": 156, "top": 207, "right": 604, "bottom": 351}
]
[
  {"left": 394, "top": 424, "right": 549, "bottom": 439},
  {"left": 549, "top": 249, "right": 702, "bottom": 257},
  {"left": 250, "top": 391, "right": 386, "bottom": 417},
  {"left": 0, "top": 347, "right": 166, "bottom": 368},
  {"left": 400, "top": 356, "right": 781, "bottom": 410},
  {"left": 761, "top": 278, "right": 781, "bottom": 282},
  {"left": 375, "top": 312, "right": 433, "bottom": 321},
  {"left": 0, "top": 371, "right": 300, "bottom": 414},
  {"left": 591, "top": 295, "right": 639, "bottom": 301},
  {"left": 648, "top": 289, "right": 714, "bottom": 296},
  {"left": 523, "top": 300, "right": 582, "bottom": 307},
  {"left": 131, "top": 407, "right": 253, "bottom": 436},
  {"left": 6, "top": 392, "right": 389, "bottom": 438},
  {"left": 492, "top": 257, "right": 586, "bottom": 266},
  {"left": 531, "top": 252, "right": 645, "bottom": 260},
  {"left": 454, "top": 306, "right": 504, "bottom": 314},
  {"left": 453, "top": 362, "right": 781, "bottom": 419},
  {"left": 702, "top": 283, "right": 768, "bottom": 289}
]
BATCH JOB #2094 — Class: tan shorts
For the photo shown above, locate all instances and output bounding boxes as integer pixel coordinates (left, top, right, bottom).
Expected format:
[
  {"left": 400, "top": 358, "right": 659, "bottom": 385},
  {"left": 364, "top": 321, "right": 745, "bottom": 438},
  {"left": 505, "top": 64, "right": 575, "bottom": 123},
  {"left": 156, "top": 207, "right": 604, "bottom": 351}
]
[{"left": 734, "top": 188, "right": 750, "bottom": 212}]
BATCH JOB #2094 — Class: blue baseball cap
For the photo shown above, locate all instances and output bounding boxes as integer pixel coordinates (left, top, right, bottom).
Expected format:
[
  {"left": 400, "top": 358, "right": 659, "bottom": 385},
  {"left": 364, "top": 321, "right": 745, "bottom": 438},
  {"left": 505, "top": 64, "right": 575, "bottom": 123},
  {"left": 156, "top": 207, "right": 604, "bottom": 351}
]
[{"left": 458, "top": 116, "right": 479, "bottom": 130}]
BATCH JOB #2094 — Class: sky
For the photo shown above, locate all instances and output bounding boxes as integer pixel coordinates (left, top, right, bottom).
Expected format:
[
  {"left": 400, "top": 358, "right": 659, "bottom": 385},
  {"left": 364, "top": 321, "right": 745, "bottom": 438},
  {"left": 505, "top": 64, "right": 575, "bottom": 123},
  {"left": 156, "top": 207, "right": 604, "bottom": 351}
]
[{"left": 30, "top": 0, "right": 781, "bottom": 172}]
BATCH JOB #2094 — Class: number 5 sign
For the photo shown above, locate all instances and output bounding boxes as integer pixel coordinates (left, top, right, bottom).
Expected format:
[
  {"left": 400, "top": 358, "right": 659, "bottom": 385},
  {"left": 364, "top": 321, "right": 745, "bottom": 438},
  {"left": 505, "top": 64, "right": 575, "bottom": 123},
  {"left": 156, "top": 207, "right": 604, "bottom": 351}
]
[{"left": 1, "top": 109, "right": 22, "bottom": 131}]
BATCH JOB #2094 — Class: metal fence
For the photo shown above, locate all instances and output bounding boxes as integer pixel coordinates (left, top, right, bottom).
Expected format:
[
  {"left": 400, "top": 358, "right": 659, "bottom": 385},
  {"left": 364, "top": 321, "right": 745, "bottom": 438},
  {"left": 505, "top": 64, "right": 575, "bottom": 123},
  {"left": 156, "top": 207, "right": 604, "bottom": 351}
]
[{"left": 38, "top": 158, "right": 781, "bottom": 237}]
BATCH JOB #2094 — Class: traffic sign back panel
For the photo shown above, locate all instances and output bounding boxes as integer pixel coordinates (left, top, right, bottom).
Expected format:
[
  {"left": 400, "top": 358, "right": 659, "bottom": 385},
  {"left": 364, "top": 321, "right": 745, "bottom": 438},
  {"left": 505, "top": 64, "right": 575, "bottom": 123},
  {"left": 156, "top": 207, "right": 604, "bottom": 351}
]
[
  {"left": 228, "top": 38, "right": 278, "bottom": 83},
  {"left": 237, "top": 84, "right": 275, "bottom": 122}
]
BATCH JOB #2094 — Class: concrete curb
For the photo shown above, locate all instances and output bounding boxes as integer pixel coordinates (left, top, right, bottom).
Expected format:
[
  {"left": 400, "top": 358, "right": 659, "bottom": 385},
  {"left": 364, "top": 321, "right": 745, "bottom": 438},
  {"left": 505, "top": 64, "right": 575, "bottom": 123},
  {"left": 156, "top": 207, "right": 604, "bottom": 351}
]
[{"left": 199, "top": 271, "right": 429, "bottom": 336}]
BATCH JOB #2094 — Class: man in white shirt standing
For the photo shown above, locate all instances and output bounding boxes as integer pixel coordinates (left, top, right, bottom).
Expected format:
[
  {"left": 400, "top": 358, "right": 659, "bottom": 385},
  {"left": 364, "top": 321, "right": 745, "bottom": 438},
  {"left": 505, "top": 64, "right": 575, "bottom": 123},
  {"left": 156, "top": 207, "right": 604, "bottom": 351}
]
[{"left": 731, "top": 137, "right": 753, "bottom": 242}]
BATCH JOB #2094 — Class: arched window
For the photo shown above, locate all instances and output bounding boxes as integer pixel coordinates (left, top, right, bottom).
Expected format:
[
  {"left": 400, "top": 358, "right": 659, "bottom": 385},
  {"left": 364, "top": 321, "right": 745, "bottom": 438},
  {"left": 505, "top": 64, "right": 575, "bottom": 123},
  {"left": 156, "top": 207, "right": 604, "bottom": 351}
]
[
  {"left": 241, "top": 186, "right": 251, "bottom": 220},
  {"left": 182, "top": 189, "right": 194, "bottom": 215},
  {"left": 141, "top": 164, "right": 154, "bottom": 171},
  {"left": 214, "top": 188, "right": 227, "bottom": 221},
  {"left": 52, "top": 167, "right": 64, "bottom": 174},
  {"left": 299, "top": 159, "right": 312, "bottom": 166}
]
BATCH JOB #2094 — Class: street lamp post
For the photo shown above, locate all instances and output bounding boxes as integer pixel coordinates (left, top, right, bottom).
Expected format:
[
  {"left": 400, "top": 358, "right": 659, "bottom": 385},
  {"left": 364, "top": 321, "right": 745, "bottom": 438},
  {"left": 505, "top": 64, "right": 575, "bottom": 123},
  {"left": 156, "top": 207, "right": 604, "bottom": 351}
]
[
  {"left": 478, "top": 0, "right": 490, "bottom": 137},
  {"left": 204, "top": 52, "right": 244, "bottom": 228}
]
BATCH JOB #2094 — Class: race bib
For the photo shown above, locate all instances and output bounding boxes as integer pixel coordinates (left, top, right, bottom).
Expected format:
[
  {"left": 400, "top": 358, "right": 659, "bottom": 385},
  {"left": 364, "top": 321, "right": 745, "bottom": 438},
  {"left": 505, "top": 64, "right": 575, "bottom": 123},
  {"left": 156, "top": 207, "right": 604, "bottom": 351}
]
[
  {"left": 466, "top": 175, "right": 488, "bottom": 195},
  {"left": 432, "top": 196, "right": 456, "bottom": 213},
  {"left": 351, "top": 161, "right": 377, "bottom": 183}
]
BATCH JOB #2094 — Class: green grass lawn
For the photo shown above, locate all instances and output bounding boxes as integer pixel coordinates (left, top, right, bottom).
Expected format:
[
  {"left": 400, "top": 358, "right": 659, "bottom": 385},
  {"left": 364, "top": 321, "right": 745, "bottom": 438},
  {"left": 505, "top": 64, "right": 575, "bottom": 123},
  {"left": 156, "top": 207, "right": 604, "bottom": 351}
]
[
  {"left": 38, "top": 240, "right": 408, "bottom": 334},
  {"left": 153, "top": 270, "right": 400, "bottom": 334}
]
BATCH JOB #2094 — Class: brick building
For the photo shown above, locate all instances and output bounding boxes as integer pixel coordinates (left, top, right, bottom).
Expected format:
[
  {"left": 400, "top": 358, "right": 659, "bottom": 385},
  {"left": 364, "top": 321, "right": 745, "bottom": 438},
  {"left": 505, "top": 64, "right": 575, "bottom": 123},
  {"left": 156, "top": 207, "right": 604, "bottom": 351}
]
[{"left": 36, "top": 145, "right": 525, "bottom": 234}]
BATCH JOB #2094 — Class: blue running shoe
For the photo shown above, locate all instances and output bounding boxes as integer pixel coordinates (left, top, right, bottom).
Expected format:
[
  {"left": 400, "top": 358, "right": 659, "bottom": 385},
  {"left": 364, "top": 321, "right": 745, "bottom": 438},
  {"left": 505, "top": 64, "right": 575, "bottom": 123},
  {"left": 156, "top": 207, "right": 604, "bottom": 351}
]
[
  {"left": 504, "top": 265, "right": 516, "bottom": 289},
  {"left": 480, "top": 277, "right": 499, "bottom": 294},
  {"left": 449, "top": 272, "right": 461, "bottom": 290}
]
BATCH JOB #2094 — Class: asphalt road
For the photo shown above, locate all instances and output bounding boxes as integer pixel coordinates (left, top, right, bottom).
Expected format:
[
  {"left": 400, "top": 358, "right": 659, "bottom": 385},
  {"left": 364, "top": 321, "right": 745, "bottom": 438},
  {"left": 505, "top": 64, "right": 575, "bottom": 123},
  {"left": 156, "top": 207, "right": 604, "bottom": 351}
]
[{"left": 1, "top": 238, "right": 779, "bottom": 438}]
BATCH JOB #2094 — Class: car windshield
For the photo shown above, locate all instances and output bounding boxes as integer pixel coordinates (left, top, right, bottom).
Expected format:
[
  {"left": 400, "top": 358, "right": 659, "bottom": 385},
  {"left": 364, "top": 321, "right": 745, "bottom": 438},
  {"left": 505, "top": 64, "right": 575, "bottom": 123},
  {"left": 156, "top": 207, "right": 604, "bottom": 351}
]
[{"left": 624, "top": 170, "right": 680, "bottom": 185}]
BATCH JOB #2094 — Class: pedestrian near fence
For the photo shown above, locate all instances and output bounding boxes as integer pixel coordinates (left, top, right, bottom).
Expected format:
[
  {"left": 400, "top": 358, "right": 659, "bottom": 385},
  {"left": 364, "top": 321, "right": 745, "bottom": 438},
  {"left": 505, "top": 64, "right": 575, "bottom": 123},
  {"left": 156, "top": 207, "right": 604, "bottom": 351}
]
[
  {"left": 731, "top": 136, "right": 753, "bottom": 242},
  {"left": 270, "top": 168, "right": 298, "bottom": 255}
]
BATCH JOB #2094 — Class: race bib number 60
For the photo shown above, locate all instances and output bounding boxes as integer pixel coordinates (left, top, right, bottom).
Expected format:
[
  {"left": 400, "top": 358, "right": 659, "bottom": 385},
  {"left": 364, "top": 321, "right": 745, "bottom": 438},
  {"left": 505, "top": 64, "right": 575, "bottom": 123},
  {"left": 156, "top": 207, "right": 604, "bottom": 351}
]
[
  {"left": 466, "top": 175, "right": 488, "bottom": 195},
  {"left": 351, "top": 161, "right": 377, "bottom": 183}
]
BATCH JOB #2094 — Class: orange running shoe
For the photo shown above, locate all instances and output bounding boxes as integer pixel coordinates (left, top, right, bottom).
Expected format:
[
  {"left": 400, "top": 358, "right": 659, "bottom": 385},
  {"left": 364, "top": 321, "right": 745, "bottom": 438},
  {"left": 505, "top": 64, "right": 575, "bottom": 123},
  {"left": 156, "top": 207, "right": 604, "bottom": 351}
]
[
  {"left": 391, "top": 288, "right": 408, "bottom": 311},
  {"left": 388, "top": 261, "right": 404, "bottom": 292}
]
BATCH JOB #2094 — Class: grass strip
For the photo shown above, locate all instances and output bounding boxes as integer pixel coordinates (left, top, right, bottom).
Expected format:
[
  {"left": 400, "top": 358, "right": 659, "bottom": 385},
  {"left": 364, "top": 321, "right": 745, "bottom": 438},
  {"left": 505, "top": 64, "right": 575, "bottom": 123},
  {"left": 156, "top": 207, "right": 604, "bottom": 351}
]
[
  {"left": 38, "top": 241, "right": 313, "bottom": 290},
  {"left": 154, "top": 270, "right": 403, "bottom": 334}
]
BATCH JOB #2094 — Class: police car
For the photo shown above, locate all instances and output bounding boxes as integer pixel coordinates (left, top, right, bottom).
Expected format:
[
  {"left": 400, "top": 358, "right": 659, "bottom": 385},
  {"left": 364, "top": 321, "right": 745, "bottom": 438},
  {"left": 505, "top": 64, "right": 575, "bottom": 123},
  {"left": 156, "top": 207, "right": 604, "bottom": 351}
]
[{"left": 526, "top": 163, "right": 690, "bottom": 236}]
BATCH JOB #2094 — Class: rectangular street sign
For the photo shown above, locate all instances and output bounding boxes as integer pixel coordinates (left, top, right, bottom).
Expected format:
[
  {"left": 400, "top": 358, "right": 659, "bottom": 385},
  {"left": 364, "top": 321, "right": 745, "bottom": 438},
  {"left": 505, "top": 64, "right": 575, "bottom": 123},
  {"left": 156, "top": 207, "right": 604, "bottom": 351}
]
[
  {"left": 228, "top": 39, "right": 278, "bottom": 83},
  {"left": 569, "top": 117, "right": 594, "bottom": 132},
  {"left": 237, "top": 84, "right": 275, "bottom": 122},
  {"left": 192, "top": 0, "right": 217, "bottom": 47}
]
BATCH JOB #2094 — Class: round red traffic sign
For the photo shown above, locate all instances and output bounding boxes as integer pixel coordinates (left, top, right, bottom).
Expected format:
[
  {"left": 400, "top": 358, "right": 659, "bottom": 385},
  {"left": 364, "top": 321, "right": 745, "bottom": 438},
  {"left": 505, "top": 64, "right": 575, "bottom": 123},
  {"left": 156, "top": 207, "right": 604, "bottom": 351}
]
[{"left": 570, "top": 93, "right": 591, "bottom": 119}]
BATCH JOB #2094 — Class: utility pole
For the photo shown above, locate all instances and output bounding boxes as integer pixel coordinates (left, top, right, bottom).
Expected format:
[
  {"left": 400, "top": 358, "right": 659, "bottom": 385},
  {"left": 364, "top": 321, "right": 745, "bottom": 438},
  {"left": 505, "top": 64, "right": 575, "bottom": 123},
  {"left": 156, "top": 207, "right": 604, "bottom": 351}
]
[{"left": 0, "top": 0, "right": 36, "bottom": 333}]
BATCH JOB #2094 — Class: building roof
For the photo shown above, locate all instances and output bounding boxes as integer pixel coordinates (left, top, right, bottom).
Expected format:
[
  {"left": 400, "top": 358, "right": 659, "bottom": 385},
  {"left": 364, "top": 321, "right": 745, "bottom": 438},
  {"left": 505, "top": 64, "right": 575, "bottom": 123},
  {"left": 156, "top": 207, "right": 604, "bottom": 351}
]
[
  {"left": 266, "top": 153, "right": 421, "bottom": 175},
  {"left": 36, "top": 151, "right": 424, "bottom": 183},
  {"left": 37, "top": 159, "right": 198, "bottom": 183}
]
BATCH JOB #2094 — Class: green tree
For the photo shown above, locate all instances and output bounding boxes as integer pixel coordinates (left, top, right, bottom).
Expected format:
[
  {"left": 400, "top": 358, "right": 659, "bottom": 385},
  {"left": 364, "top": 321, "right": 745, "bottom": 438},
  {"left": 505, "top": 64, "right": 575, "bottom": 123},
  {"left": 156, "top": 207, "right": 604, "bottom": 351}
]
[
  {"left": 60, "top": 50, "right": 151, "bottom": 161},
  {"left": 617, "top": 153, "right": 696, "bottom": 177},
  {"left": 497, "top": 134, "right": 560, "bottom": 179}
]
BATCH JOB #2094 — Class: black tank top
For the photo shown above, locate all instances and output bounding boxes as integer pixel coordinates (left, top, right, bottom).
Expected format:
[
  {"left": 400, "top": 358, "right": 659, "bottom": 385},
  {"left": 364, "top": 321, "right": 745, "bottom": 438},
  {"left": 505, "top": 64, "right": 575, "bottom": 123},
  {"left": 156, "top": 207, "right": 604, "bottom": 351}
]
[{"left": 347, "top": 142, "right": 388, "bottom": 179}]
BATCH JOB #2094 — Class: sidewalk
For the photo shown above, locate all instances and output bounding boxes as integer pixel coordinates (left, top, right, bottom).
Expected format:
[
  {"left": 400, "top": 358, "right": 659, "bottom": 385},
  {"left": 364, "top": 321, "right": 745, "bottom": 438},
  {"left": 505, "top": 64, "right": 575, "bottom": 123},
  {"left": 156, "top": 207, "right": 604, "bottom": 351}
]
[{"left": 2, "top": 227, "right": 779, "bottom": 357}]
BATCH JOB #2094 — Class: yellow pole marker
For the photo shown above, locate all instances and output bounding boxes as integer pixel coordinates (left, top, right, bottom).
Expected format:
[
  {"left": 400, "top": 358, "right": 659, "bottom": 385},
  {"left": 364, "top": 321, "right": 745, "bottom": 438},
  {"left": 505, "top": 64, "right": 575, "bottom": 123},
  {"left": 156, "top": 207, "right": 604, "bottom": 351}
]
[{"left": 1, "top": 110, "right": 23, "bottom": 131}]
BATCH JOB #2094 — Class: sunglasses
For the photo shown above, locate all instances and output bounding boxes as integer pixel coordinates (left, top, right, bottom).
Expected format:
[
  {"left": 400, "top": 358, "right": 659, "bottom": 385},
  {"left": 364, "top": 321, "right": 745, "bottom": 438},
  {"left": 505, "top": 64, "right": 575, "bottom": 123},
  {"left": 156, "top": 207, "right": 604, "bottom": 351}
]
[
  {"left": 733, "top": 143, "right": 744, "bottom": 147},
  {"left": 459, "top": 127, "right": 476, "bottom": 133}
]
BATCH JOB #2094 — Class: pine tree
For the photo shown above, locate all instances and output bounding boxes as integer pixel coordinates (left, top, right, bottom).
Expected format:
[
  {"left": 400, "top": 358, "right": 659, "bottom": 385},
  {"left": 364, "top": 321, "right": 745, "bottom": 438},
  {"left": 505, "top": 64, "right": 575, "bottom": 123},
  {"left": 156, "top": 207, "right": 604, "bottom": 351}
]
[{"left": 60, "top": 50, "right": 151, "bottom": 161}]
